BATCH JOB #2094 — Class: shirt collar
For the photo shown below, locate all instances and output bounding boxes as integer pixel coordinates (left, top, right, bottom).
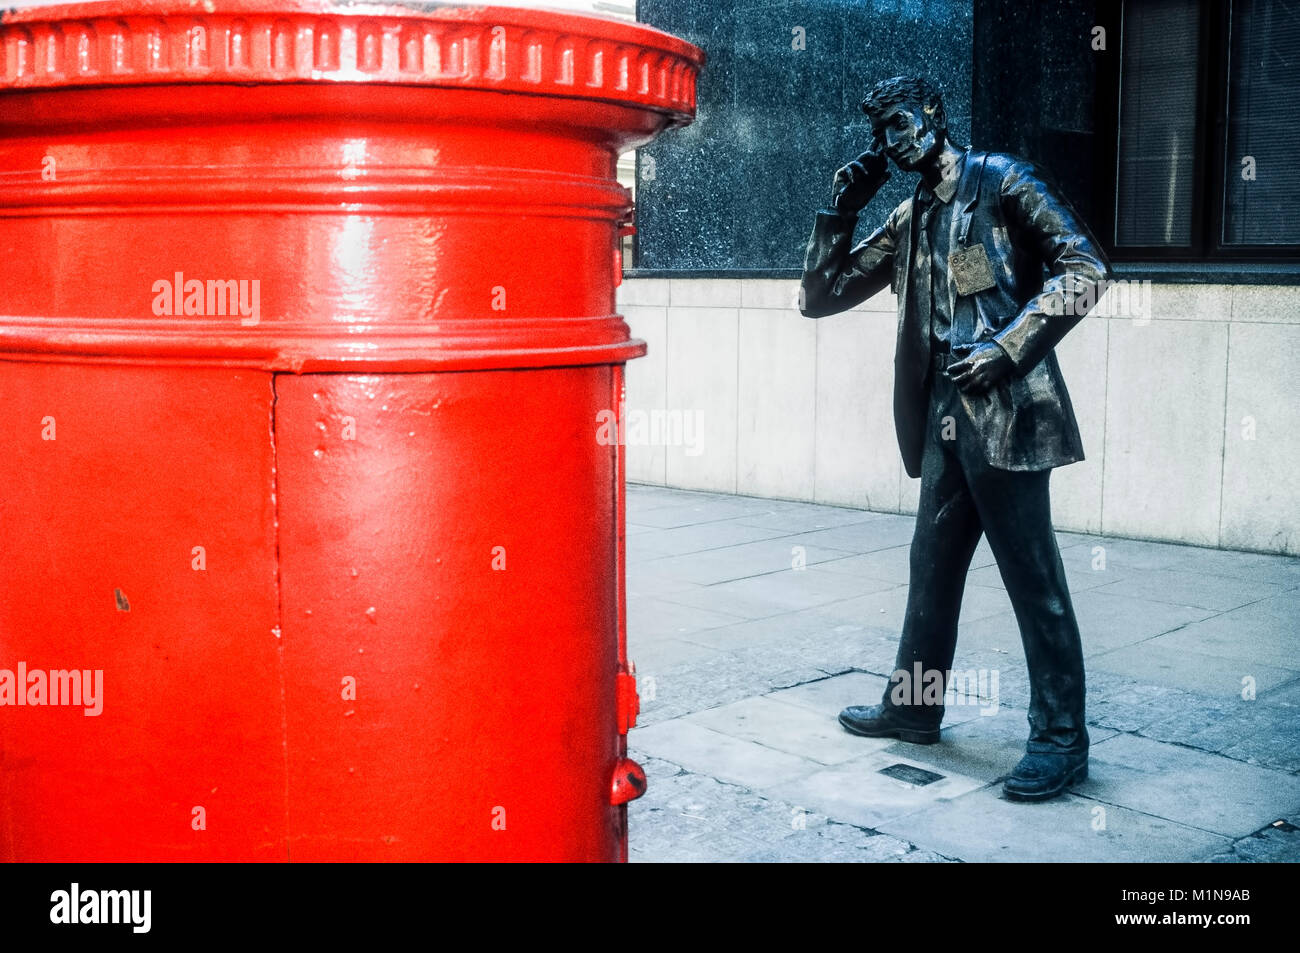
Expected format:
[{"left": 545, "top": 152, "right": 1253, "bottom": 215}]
[{"left": 916, "top": 148, "right": 967, "bottom": 206}]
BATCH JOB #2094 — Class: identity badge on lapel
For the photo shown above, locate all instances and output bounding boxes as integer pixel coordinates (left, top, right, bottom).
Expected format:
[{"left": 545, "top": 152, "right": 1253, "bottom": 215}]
[{"left": 949, "top": 242, "right": 996, "bottom": 296}]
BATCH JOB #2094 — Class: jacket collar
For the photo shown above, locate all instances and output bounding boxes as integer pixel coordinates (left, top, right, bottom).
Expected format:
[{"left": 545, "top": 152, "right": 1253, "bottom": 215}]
[
  {"left": 916, "top": 148, "right": 966, "bottom": 205},
  {"left": 910, "top": 149, "right": 986, "bottom": 242}
]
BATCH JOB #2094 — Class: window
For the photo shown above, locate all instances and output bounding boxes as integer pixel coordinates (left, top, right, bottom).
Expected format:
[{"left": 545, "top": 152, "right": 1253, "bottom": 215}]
[{"left": 1097, "top": 0, "right": 1300, "bottom": 261}]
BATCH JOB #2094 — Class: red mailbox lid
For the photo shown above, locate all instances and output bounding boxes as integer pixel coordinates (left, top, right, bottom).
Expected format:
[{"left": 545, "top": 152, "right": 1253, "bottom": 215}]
[{"left": 1, "top": 1, "right": 703, "bottom": 123}]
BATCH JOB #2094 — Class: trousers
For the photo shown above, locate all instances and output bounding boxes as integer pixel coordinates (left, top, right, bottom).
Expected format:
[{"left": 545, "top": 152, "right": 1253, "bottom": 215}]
[{"left": 880, "top": 350, "right": 1089, "bottom": 755}]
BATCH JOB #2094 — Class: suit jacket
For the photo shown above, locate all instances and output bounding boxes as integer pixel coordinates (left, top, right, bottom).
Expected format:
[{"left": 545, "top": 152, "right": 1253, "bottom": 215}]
[{"left": 800, "top": 149, "right": 1112, "bottom": 476}]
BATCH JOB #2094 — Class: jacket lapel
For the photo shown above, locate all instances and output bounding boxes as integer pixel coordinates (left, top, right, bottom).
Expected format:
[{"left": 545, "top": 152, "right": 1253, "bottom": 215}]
[
  {"left": 953, "top": 150, "right": 986, "bottom": 248},
  {"left": 895, "top": 199, "right": 912, "bottom": 324}
]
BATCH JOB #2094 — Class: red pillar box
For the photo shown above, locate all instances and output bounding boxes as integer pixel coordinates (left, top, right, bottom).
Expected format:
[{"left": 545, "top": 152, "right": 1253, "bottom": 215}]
[{"left": 0, "top": 1, "right": 701, "bottom": 862}]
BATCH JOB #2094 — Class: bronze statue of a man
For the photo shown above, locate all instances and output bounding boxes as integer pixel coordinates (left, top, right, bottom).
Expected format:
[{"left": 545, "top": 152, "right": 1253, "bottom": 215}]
[{"left": 800, "top": 76, "right": 1111, "bottom": 802}]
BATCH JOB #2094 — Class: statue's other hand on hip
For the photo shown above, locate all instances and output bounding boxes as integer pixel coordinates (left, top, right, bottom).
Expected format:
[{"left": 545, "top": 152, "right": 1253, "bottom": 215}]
[{"left": 948, "top": 342, "right": 1013, "bottom": 394}]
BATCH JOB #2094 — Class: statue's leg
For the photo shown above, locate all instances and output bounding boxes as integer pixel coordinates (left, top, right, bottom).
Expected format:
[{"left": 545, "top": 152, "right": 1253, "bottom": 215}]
[
  {"left": 882, "top": 376, "right": 984, "bottom": 726},
  {"left": 963, "top": 463, "right": 1088, "bottom": 756}
]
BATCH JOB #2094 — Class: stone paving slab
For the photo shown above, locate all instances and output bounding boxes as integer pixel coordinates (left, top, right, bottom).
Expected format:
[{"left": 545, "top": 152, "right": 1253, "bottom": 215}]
[
  {"left": 628, "top": 497, "right": 781, "bottom": 529},
  {"left": 766, "top": 751, "right": 990, "bottom": 830},
  {"left": 627, "top": 636, "right": 728, "bottom": 673},
  {"left": 631, "top": 719, "right": 821, "bottom": 790},
  {"left": 814, "top": 545, "right": 915, "bottom": 584},
  {"left": 625, "top": 565, "right": 707, "bottom": 599},
  {"left": 1070, "top": 589, "right": 1218, "bottom": 653},
  {"left": 1259, "top": 676, "right": 1300, "bottom": 707},
  {"left": 1139, "top": 697, "right": 1300, "bottom": 774},
  {"left": 1140, "top": 591, "right": 1300, "bottom": 669},
  {"left": 627, "top": 519, "right": 792, "bottom": 562},
  {"left": 1087, "top": 641, "right": 1299, "bottom": 698},
  {"left": 1084, "top": 675, "right": 1217, "bottom": 734},
  {"left": 655, "top": 566, "right": 897, "bottom": 619},
  {"left": 875, "top": 787, "right": 1233, "bottom": 863},
  {"left": 633, "top": 649, "right": 836, "bottom": 726},
  {"left": 643, "top": 539, "right": 856, "bottom": 585},
  {"left": 685, "top": 695, "right": 894, "bottom": 766},
  {"left": 1080, "top": 733, "right": 1300, "bottom": 839},
  {"left": 675, "top": 609, "right": 896, "bottom": 654},
  {"left": 1089, "top": 568, "right": 1286, "bottom": 612},
  {"left": 679, "top": 624, "right": 896, "bottom": 684},
  {"left": 627, "top": 592, "right": 746, "bottom": 641},
  {"left": 778, "top": 517, "right": 924, "bottom": 555},
  {"left": 1082, "top": 537, "right": 1300, "bottom": 588},
  {"left": 733, "top": 507, "right": 896, "bottom": 534},
  {"left": 761, "top": 671, "right": 889, "bottom": 715}
]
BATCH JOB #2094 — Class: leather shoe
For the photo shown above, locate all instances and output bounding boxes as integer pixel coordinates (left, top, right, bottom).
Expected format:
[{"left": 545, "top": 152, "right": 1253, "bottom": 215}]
[
  {"left": 1002, "top": 751, "right": 1088, "bottom": 802},
  {"left": 838, "top": 704, "right": 940, "bottom": 745}
]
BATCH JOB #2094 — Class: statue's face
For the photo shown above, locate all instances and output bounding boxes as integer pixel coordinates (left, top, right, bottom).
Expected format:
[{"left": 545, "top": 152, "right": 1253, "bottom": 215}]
[{"left": 871, "top": 102, "right": 945, "bottom": 171}]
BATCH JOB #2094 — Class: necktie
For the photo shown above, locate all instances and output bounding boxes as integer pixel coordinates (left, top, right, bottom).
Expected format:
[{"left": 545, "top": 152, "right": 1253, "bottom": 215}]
[{"left": 914, "top": 194, "right": 934, "bottom": 371}]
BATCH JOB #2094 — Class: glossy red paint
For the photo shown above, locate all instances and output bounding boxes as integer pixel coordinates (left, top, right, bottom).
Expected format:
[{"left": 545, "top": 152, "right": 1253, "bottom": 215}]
[{"left": 0, "top": 1, "right": 701, "bottom": 862}]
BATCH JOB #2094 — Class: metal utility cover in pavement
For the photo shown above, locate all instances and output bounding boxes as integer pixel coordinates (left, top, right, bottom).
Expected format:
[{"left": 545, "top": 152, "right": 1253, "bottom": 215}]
[{"left": 880, "top": 764, "right": 945, "bottom": 786}]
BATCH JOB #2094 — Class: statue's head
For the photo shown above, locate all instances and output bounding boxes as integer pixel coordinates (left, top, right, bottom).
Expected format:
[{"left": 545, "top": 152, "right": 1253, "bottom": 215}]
[{"left": 860, "top": 76, "right": 948, "bottom": 171}]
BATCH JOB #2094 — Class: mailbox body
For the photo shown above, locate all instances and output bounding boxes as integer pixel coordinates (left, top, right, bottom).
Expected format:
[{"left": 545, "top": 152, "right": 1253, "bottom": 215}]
[{"left": 0, "top": 0, "right": 700, "bottom": 862}]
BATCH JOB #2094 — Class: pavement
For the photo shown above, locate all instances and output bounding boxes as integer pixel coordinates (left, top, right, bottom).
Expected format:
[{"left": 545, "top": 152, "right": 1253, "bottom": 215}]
[{"left": 623, "top": 483, "right": 1300, "bottom": 863}]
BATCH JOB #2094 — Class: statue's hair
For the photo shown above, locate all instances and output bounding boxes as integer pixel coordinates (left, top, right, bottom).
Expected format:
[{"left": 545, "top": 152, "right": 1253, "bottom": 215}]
[{"left": 860, "top": 76, "right": 946, "bottom": 127}]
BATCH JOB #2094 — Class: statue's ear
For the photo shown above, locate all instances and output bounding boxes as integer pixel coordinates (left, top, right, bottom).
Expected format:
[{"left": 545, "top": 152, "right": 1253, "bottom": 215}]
[{"left": 925, "top": 101, "right": 947, "bottom": 130}]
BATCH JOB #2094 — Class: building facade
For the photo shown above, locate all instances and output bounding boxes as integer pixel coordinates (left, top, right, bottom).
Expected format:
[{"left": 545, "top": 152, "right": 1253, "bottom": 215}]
[{"left": 623, "top": 0, "right": 1300, "bottom": 555}]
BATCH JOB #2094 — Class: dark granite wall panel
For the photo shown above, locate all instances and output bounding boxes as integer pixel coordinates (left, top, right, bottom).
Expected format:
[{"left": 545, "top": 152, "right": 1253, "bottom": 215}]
[{"left": 636, "top": 0, "right": 974, "bottom": 273}]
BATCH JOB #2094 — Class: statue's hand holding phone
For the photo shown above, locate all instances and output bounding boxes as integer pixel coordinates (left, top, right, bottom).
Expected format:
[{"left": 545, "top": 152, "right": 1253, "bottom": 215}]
[{"left": 830, "top": 137, "right": 891, "bottom": 217}]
